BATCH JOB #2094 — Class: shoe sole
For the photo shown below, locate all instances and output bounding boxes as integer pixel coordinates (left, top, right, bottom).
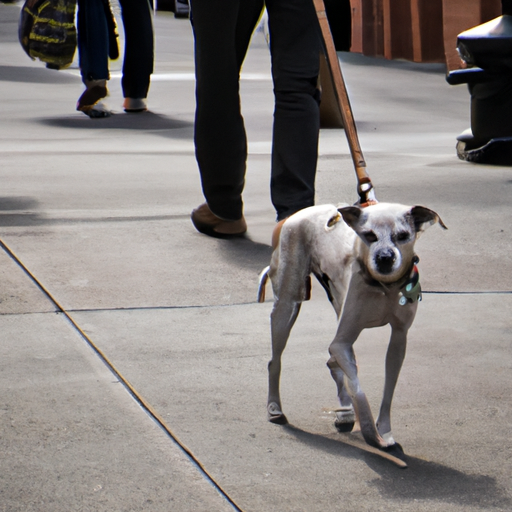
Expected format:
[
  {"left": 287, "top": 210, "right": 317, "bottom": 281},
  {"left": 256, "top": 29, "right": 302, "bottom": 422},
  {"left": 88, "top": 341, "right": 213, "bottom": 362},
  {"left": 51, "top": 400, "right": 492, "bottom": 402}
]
[{"left": 191, "top": 217, "right": 246, "bottom": 239}]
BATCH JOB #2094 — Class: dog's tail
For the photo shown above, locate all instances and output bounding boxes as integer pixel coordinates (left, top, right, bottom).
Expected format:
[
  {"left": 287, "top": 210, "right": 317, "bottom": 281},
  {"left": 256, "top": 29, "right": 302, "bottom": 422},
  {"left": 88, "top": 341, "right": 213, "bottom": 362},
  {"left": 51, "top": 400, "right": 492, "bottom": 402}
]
[{"left": 258, "top": 266, "right": 270, "bottom": 303}]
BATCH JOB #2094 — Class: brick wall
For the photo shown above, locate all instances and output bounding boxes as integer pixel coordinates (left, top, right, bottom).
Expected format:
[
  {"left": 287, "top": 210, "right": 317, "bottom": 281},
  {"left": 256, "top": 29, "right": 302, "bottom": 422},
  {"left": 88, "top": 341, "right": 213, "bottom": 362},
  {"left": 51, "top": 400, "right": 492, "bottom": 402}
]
[{"left": 349, "top": 0, "right": 502, "bottom": 69}]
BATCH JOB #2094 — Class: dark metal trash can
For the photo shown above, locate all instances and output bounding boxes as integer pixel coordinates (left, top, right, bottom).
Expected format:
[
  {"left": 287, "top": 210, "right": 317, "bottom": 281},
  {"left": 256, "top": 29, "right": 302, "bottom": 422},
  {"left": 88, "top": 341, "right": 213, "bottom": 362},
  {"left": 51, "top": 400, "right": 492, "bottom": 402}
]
[{"left": 446, "top": 0, "right": 512, "bottom": 165}]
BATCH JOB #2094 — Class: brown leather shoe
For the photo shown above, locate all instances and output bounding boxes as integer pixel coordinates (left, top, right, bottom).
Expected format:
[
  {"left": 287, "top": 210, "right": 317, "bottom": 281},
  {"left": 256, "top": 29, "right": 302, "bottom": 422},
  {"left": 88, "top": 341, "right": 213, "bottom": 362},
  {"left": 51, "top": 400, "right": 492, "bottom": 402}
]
[{"left": 191, "top": 203, "right": 247, "bottom": 238}]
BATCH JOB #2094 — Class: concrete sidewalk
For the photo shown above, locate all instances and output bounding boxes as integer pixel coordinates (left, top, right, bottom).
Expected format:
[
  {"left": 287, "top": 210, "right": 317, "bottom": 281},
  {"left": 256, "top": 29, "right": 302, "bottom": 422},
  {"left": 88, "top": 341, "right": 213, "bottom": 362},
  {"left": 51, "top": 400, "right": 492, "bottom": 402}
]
[{"left": 1, "top": 2, "right": 511, "bottom": 511}]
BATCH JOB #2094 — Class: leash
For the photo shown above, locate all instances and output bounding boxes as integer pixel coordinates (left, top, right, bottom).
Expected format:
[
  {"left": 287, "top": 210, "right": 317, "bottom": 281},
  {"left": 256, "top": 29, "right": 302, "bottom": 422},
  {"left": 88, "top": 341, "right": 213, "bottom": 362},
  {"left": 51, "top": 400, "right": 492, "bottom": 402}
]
[
  {"left": 314, "top": 4, "right": 423, "bottom": 305},
  {"left": 313, "top": 0, "right": 378, "bottom": 207}
]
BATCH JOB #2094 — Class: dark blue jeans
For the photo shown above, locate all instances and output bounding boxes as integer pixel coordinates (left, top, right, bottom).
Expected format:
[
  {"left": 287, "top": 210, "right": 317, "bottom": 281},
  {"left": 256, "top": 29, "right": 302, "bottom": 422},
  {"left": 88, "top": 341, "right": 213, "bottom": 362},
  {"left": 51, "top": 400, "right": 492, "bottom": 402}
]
[
  {"left": 77, "top": 0, "right": 154, "bottom": 99},
  {"left": 191, "top": 0, "right": 321, "bottom": 221}
]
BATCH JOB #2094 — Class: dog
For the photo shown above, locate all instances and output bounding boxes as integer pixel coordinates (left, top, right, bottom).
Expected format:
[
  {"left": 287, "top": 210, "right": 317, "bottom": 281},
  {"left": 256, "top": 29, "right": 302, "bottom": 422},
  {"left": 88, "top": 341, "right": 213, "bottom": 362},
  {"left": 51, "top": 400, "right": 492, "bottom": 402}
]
[{"left": 258, "top": 202, "right": 446, "bottom": 453}]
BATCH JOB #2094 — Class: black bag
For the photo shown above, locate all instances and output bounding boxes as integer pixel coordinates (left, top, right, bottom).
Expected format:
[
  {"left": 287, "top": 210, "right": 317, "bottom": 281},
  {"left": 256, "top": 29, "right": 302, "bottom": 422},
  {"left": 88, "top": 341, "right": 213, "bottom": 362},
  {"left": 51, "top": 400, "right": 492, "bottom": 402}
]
[{"left": 19, "top": 0, "right": 77, "bottom": 70}]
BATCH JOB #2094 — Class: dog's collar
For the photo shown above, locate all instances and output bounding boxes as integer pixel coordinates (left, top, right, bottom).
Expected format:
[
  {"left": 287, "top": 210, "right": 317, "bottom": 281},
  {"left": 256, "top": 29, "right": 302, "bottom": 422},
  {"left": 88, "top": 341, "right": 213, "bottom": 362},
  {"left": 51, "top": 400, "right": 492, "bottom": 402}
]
[
  {"left": 398, "top": 256, "right": 422, "bottom": 306},
  {"left": 359, "top": 256, "right": 422, "bottom": 305}
]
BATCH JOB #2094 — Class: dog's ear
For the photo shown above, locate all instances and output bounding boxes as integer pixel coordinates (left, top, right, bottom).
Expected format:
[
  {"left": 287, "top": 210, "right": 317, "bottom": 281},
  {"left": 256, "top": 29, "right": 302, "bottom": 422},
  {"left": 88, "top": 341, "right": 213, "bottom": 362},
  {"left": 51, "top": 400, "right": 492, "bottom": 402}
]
[
  {"left": 337, "top": 206, "right": 363, "bottom": 230},
  {"left": 410, "top": 206, "right": 448, "bottom": 233}
]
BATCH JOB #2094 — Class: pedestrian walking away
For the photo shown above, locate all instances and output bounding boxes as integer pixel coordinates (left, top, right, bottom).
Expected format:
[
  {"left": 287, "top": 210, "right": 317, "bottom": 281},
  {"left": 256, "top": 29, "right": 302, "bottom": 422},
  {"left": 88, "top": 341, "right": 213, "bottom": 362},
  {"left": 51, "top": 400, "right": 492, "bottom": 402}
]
[{"left": 76, "top": 0, "right": 154, "bottom": 117}]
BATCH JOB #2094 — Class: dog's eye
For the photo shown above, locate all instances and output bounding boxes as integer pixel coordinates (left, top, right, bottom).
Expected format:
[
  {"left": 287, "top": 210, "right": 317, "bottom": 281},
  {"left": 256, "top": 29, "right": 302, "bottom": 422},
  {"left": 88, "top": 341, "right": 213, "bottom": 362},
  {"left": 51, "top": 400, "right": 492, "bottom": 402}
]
[
  {"left": 396, "top": 231, "right": 410, "bottom": 242},
  {"left": 363, "top": 231, "right": 378, "bottom": 244}
]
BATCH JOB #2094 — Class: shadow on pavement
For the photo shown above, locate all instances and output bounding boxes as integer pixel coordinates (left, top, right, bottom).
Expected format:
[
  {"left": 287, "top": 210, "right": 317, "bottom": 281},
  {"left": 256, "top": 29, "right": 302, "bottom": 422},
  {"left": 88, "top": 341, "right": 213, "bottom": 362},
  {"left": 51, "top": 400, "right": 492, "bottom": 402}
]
[
  {"left": 38, "top": 112, "right": 194, "bottom": 135},
  {"left": 0, "top": 198, "right": 192, "bottom": 227},
  {"left": 217, "top": 236, "right": 273, "bottom": 275},
  {"left": 0, "top": 196, "right": 38, "bottom": 211},
  {"left": 284, "top": 424, "right": 511, "bottom": 509},
  {"left": 0, "top": 64, "right": 79, "bottom": 84},
  {"left": 0, "top": 196, "right": 43, "bottom": 227}
]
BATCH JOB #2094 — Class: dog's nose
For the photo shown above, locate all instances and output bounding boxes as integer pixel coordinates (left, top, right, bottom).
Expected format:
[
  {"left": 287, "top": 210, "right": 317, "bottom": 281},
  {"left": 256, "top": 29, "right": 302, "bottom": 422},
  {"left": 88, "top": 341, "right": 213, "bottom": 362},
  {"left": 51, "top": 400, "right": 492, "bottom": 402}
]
[{"left": 375, "top": 250, "right": 396, "bottom": 274}]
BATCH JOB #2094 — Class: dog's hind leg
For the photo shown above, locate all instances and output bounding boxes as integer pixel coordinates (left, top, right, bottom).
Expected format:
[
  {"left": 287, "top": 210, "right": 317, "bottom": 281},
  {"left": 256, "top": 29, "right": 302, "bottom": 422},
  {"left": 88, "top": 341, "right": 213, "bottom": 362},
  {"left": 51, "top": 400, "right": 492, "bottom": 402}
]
[
  {"left": 327, "top": 356, "right": 356, "bottom": 432},
  {"left": 267, "top": 299, "right": 302, "bottom": 424}
]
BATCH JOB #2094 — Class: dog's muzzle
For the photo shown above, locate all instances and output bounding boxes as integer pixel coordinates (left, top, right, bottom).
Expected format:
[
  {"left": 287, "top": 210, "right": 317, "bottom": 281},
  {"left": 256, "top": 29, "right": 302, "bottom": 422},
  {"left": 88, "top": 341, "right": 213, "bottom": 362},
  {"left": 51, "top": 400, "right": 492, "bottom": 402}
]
[{"left": 375, "top": 249, "right": 396, "bottom": 274}]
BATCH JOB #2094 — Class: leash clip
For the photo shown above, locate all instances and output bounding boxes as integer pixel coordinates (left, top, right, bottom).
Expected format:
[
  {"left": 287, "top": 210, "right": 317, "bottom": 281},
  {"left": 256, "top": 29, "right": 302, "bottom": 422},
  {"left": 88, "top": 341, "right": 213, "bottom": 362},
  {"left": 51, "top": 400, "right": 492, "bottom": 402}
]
[{"left": 357, "top": 177, "right": 378, "bottom": 207}]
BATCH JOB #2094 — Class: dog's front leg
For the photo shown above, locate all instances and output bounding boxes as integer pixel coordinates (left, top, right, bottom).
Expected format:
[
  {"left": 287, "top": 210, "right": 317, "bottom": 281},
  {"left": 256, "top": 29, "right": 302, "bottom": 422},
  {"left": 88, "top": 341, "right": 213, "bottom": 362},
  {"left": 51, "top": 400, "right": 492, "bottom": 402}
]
[
  {"left": 376, "top": 312, "right": 415, "bottom": 445},
  {"left": 329, "top": 325, "right": 386, "bottom": 449},
  {"left": 267, "top": 299, "right": 302, "bottom": 424}
]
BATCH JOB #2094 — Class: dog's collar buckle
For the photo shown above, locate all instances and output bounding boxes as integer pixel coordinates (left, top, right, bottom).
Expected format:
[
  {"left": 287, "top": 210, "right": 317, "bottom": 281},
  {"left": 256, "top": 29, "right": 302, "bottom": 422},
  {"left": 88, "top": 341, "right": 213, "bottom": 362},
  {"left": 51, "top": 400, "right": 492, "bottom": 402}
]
[{"left": 398, "top": 258, "right": 422, "bottom": 306}]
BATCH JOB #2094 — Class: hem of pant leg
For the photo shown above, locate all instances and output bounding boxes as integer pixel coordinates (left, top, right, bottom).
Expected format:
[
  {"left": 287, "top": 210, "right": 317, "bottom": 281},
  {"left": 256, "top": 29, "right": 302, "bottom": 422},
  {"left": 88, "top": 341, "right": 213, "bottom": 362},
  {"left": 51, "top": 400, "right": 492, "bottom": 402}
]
[{"left": 207, "top": 203, "right": 244, "bottom": 222}]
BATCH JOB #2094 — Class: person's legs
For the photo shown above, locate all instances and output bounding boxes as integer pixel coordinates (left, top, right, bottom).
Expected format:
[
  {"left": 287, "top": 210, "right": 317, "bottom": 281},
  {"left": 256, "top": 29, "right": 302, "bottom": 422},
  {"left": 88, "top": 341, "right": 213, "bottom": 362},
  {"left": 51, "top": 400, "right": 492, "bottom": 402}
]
[
  {"left": 266, "top": 0, "right": 321, "bottom": 221},
  {"left": 77, "top": 0, "right": 110, "bottom": 82},
  {"left": 191, "top": 0, "right": 264, "bottom": 221},
  {"left": 118, "top": 0, "right": 154, "bottom": 105},
  {"left": 76, "top": 0, "right": 111, "bottom": 117}
]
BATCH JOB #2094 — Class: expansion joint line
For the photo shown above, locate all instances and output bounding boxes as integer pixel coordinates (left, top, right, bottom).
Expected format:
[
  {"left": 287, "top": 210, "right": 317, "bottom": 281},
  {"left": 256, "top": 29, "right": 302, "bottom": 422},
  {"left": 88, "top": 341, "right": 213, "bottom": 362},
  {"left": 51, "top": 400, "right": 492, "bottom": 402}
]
[{"left": 0, "top": 238, "right": 245, "bottom": 512}]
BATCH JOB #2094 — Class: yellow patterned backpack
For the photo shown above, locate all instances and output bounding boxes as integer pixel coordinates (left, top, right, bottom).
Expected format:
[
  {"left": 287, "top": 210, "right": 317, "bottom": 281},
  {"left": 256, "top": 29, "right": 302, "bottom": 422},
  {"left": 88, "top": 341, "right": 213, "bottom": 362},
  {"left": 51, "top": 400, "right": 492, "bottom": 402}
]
[{"left": 19, "top": 0, "right": 77, "bottom": 70}]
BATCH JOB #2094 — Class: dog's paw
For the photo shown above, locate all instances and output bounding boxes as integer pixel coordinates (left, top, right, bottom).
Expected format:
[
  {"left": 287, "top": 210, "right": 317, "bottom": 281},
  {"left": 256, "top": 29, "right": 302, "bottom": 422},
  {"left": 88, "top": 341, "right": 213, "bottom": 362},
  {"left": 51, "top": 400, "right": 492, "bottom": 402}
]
[
  {"left": 381, "top": 442, "right": 406, "bottom": 461},
  {"left": 268, "top": 402, "right": 288, "bottom": 424},
  {"left": 334, "top": 420, "right": 355, "bottom": 433},
  {"left": 380, "top": 431, "right": 395, "bottom": 446},
  {"left": 334, "top": 407, "right": 356, "bottom": 432}
]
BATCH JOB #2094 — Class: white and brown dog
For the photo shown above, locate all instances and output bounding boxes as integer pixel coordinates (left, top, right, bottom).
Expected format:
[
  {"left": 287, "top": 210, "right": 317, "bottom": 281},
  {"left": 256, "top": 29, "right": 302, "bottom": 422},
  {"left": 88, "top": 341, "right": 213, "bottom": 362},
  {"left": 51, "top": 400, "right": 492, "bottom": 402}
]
[{"left": 258, "top": 202, "right": 446, "bottom": 454}]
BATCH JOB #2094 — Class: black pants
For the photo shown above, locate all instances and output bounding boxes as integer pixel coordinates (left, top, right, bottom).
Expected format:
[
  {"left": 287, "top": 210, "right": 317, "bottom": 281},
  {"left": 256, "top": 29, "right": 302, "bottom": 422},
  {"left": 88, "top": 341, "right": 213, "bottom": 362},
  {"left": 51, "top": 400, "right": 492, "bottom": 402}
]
[
  {"left": 191, "top": 0, "right": 321, "bottom": 221},
  {"left": 77, "top": 0, "right": 154, "bottom": 99}
]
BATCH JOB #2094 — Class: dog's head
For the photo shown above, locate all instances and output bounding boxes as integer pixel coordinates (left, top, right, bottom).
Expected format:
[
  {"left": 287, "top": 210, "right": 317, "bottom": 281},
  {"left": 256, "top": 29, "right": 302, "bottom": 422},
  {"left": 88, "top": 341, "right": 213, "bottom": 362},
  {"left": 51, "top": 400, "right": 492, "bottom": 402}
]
[{"left": 338, "top": 203, "right": 447, "bottom": 283}]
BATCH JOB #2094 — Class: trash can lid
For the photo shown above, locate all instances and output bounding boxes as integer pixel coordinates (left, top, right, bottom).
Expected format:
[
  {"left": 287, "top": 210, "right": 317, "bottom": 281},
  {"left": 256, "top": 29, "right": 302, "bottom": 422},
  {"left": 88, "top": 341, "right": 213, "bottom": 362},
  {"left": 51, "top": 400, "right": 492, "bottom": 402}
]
[{"left": 457, "top": 15, "right": 512, "bottom": 70}]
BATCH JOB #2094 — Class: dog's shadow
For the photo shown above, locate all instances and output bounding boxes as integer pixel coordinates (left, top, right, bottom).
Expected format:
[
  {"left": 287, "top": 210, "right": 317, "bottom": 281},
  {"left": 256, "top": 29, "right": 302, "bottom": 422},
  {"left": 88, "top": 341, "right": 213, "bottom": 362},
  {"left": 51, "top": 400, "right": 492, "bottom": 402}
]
[{"left": 283, "top": 424, "right": 511, "bottom": 509}]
